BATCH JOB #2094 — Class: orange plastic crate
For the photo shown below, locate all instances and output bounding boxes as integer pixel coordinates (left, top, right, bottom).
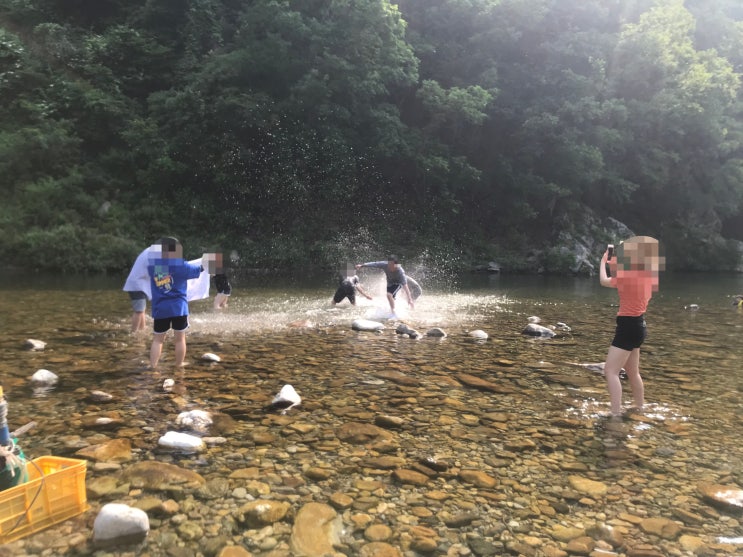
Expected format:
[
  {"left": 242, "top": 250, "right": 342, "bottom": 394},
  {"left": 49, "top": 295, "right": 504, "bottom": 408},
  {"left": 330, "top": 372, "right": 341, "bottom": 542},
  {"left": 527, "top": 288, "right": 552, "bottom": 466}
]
[{"left": 0, "top": 456, "right": 88, "bottom": 543}]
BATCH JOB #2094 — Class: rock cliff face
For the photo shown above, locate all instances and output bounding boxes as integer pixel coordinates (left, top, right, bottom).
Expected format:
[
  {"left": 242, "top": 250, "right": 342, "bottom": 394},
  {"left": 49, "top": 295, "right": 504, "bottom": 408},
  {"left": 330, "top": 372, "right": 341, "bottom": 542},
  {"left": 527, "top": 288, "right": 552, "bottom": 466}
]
[
  {"left": 555, "top": 213, "right": 635, "bottom": 275},
  {"left": 479, "top": 209, "right": 636, "bottom": 275}
]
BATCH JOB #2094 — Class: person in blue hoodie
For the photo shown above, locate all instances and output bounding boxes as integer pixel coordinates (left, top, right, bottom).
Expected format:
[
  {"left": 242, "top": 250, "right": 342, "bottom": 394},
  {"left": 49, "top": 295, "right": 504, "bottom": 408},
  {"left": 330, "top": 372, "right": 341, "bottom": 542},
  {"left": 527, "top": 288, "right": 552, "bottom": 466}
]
[{"left": 148, "top": 237, "right": 210, "bottom": 369}]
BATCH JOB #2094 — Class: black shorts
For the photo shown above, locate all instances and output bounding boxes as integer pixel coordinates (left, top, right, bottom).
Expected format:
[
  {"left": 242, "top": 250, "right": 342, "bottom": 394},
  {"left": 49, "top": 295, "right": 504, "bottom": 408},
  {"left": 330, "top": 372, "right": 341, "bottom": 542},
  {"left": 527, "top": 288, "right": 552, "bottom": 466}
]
[
  {"left": 154, "top": 315, "right": 189, "bottom": 334},
  {"left": 215, "top": 274, "right": 232, "bottom": 295},
  {"left": 333, "top": 283, "right": 356, "bottom": 304},
  {"left": 387, "top": 283, "right": 402, "bottom": 298},
  {"left": 611, "top": 315, "right": 647, "bottom": 351}
]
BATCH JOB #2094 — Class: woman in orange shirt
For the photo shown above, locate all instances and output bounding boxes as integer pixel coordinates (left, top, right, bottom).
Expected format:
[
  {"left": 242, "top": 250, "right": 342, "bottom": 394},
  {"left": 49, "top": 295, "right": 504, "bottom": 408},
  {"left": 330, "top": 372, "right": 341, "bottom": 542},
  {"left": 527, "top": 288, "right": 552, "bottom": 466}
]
[{"left": 599, "top": 236, "right": 664, "bottom": 416}]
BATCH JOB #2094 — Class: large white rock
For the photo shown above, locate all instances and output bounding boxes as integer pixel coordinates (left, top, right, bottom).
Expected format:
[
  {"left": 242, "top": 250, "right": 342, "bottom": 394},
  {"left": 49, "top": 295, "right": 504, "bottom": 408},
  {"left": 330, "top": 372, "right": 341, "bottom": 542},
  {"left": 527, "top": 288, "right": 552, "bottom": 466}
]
[
  {"left": 468, "top": 330, "right": 489, "bottom": 340},
  {"left": 176, "top": 410, "right": 213, "bottom": 432},
  {"left": 522, "top": 323, "right": 556, "bottom": 338},
  {"left": 158, "top": 431, "right": 205, "bottom": 452},
  {"left": 272, "top": 384, "right": 301, "bottom": 414},
  {"left": 30, "top": 369, "right": 58, "bottom": 385},
  {"left": 93, "top": 503, "right": 149, "bottom": 547},
  {"left": 23, "top": 339, "right": 46, "bottom": 351},
  {"left": 351, "top": 319, "right": 385, "bottom": 332}
]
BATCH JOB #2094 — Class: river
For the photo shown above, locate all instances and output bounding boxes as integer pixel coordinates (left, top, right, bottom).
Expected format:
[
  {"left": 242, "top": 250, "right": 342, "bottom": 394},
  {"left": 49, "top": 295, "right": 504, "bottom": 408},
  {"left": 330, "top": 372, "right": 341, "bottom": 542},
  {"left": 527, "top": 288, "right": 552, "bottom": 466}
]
[{"left": 0, "top": 271, "right": 741, "bottom": 556}]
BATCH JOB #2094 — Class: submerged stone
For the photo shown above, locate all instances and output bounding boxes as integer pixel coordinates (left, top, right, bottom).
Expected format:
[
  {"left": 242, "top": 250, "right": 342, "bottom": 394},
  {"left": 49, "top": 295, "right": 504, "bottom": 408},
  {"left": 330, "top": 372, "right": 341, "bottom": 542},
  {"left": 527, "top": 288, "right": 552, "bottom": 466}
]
[
  {"left": 698, "top": 482, "right": 743, "bottom": 513},
  {"left": 290, "top": 502, "right": 342, "bottom": 556},
  {"left": 522, "top": 323, "right": 556, "bottom": 337}
]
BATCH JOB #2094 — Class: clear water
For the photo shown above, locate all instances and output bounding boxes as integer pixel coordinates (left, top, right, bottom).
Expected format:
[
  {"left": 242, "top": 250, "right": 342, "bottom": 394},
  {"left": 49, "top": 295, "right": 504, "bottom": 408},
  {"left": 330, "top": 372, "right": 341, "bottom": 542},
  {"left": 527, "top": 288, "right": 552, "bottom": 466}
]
[{"left": 0, "top": 271, "right": 741, "bottom": 552}]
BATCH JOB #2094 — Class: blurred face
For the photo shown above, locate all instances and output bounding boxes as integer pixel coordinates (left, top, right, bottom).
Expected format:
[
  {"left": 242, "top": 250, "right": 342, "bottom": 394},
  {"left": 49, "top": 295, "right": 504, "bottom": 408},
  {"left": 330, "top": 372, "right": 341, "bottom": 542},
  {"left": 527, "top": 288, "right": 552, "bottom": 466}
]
[
  {"left": 617, "top": 236, "right": 665, "bottom": 272},
  {"left": 161, "top": 240, "right": 183, "bottom": 259},
  {"left": 387, "top": 260, "right": 397, "bottom": 271}
]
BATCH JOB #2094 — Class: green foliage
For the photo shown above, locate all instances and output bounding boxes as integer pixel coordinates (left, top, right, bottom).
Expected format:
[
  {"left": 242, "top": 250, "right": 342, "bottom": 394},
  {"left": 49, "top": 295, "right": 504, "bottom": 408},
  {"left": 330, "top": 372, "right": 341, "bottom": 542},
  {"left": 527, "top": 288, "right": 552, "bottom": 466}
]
[{"left": 0, "top": 0, "right": 742, "bottom": 272}]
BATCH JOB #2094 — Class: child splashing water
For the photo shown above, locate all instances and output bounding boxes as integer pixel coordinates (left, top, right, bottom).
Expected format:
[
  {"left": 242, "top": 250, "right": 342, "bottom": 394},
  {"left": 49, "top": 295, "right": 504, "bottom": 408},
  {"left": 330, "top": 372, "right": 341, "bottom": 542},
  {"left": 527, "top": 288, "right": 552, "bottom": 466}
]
[{"left": 599, "top": 236, "right": 665, "bottom": 417}]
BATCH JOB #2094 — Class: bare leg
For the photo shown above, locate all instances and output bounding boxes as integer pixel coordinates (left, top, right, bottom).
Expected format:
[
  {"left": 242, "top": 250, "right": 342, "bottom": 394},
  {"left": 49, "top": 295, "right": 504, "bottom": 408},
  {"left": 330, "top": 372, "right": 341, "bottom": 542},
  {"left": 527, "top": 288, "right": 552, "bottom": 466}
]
[
  {"left": 174, "top": 330, "right": 187, "bottom": 367},
  {"left": 604, "top": 345, "right": 631, "bottom": 416},
  {"left": 131, "top": 311, "right": 146, "bottom": 333},
  {"left": 150, "top": 333, "right": 166, "bottom": 369},
  {"left": 387, "top": 293, "right": 396, "bottom": 313},
  {"left": 623, "top": 348, "right": 644, "bottom": 410},
  {"left": 214, "top": 293, "right": 228, "bottom": 310}
]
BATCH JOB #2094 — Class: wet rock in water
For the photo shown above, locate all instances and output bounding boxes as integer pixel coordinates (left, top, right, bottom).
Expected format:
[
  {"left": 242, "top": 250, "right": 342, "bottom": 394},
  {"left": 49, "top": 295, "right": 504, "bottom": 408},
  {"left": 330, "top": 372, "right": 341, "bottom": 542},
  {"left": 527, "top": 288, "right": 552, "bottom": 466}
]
[
  {"left": 442, "top": 512, "right": 478, "bottom": 528},
  {"left": 88, "top": 390, "right": 114, "bottom": 403},
  {"left": 698, "top": 482, "right": 743, "bottom": 513},
  {"left": 468, "top": 329, "right": 489, "bottom": 340},
  {"left": 555, "top": 322, "right": 571, "bottom": 332},
  {"left": 409, "top": 529, "right": 440, "bottom": 553},
  {"left": 459, "top": 469, "right": 498, "bottom": 488},
  {"left": 364, "top": 523, "right": 392, "bottom": 542},
  {"left": 527, "top": 316, "right": 541, "bottom": 323},
  {"left": 374, "top": 415, "right": 405, "bottom": 429},
  {"left": 270, "top": 384, "right": 301, "bottom": 414},
  {"left": 418, "top": 457, "right": 450, "bottom": 472},
  {"left": 551, "top": 525, "right": 585, "bottom": 542},
  {"left": 639, "top": 517, "right": 682, "bottom": 540},
  {"left": 425, "top": 327, "right": 447, "bottom": 338},
  {"left": 352, "top": 319, "right": 385, "bottom": 332},
  {"left": 336, "top": 422, "right": 393, "bottom": 445},
  {"left": 395, "top": 323, "right": 420, "bottom": 339},
  {"left": 76, "top": 438, "right": 132, "bottom": 463},
  {"left": 201, "top": 352, "right": 221, "bottom": 362},
  {"left": 522, "top": 323, "right": 556, "bottom": 338},
  {"left": 392, "top": 469, "right": 430, "bottom": 486},
  {"left": 30, "top": 368, "right": 58, "bottom": 384},
  {"left": 565, "top": 537, "right": 595, "bottom": 554},
  {"left": 586, "top": 523, "right": 624, "bottom": 548},
  {"left": 505, "top": 438, "right": 537, "bottom": 452},
  {"left": 364, "top": 456, "right": 406, "bottom": 469},
  {"left": 210, "top": 413, "right": 238, "bottom": 435},
  {"left": 176, "top": 409, "right": 213, "bottom": 432},
  {"left": 541, "top": 373, "right": 594, "bottom": 388},
  {"left": 162, "top": 378, "right": 175, "bottom": 391},
  {"left": 236, "top": 499, "right": 291, "bottom": 528},
  {"left": 88, "top": 476, "right": 127, "bottom": 499},
  {"left": 568, "top": 475, "right": 608, "bottom": 497},
  {"left": 455, "top": 373, "right": 515, "bottom": 394},
  {"left": 626, "top": 545, "right": 666, "bottom": 557},
  {"left": 671, "top": 507, "right": 705, "bottom": 525},
  {"left": 374, "top": 370, "right": 419, "bottom": 387},
  {"left": 120, "top": 461, "right": 205, "bottom": 490},
  {"left": 23, "top": 338, "right": 46, "bottom": 351},
  {"left": 157, "top": 431, "right": 206, "bottom": 452},
  {"left": 678, "top": 535, "right": 706, "bottom": 554},
  {"left": 215, "top": 547, "right": 253, "bottom": 557},
  {"left": 93, "top": 503, "right": 149, "bottom": 548},
  {"left": 290, "top": 502, "right": 342, "bottom": 556},
  {"left": 81, "top": 413, "right": 125, "bottom": 430},
  {"left": 359, "top": 542, "right": 403, "bottom": 557}
]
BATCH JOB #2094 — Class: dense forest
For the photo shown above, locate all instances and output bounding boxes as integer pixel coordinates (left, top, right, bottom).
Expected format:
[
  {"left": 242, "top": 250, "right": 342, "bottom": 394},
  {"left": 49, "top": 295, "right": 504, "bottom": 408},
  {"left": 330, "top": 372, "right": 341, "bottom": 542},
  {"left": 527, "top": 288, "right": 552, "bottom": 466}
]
[{"left": 1, "top": 0, "right": 743, "bottom": 273}]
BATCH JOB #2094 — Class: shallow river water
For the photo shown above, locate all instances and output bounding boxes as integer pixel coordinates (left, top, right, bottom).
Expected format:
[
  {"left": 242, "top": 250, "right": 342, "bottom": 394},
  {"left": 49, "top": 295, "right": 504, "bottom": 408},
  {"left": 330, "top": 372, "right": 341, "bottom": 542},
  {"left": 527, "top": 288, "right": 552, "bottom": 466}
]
[{"left": 0, "top": 271, "right": 742, "bottom": 557}]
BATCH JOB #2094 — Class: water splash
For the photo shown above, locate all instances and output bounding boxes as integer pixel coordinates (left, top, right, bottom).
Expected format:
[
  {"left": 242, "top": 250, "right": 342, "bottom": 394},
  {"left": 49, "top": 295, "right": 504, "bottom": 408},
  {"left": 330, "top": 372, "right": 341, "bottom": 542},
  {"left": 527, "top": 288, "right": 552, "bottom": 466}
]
[{"left": 187, "top": 288, "right": 511, "bottom": 335}]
